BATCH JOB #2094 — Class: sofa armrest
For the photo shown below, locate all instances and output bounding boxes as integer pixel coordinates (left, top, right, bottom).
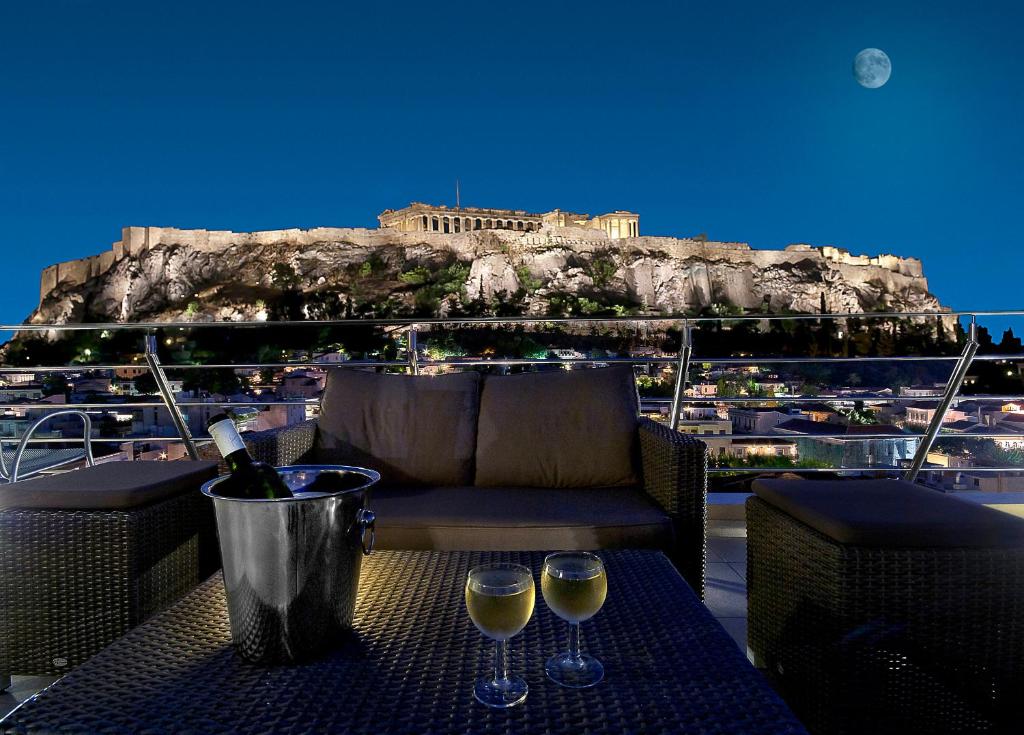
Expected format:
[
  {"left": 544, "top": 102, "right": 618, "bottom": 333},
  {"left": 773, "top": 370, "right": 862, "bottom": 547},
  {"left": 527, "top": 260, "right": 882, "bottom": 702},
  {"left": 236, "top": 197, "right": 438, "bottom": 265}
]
[
  {"left": 196, "top": 419, "right": 319, "bottom": 474},
  {"left": 638, "top": 417, "right": 708, "bottom": 597}
]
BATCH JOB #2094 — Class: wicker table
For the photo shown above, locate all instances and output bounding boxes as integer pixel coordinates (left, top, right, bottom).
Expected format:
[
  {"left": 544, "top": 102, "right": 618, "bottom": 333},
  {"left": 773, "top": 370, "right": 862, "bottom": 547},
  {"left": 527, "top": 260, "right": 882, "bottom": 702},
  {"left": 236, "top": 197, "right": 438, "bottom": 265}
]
[{"left": 1, "top": 550, "right": 806, "bottom": 735}]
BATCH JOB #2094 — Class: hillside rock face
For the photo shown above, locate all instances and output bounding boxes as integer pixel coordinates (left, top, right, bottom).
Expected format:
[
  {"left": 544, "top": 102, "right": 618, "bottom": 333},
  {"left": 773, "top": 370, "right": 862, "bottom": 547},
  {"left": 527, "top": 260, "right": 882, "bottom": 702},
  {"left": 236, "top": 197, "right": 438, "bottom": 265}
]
[{"left": 27, "top": 224, "right": 946, "bottom": 326}]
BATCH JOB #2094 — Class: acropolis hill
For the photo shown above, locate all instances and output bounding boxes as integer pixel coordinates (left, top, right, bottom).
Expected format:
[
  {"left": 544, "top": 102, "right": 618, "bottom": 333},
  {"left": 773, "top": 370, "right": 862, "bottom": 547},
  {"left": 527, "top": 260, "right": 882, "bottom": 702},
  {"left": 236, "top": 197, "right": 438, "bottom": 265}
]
[{"left": 29, "top": 204, "right": 944, "bottom": 326}]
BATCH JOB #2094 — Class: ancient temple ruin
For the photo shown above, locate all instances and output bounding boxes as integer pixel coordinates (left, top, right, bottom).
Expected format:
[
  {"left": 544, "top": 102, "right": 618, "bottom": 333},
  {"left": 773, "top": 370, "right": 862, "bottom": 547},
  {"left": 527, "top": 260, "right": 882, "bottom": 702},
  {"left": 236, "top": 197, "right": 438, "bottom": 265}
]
[{"left": 378, "top": 202, "right": 640, "bottom": 239}]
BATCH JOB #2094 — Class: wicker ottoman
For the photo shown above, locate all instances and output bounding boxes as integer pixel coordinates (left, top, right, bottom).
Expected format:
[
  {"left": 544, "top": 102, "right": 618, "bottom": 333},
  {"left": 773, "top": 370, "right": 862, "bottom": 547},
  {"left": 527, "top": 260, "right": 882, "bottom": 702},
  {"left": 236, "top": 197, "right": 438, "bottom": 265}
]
[
  {"left": 747, "top": 479, "right": 1024, "bottom": 735},
  {"left": 0, "top": 460, "right": 219, "bottom": 686}
]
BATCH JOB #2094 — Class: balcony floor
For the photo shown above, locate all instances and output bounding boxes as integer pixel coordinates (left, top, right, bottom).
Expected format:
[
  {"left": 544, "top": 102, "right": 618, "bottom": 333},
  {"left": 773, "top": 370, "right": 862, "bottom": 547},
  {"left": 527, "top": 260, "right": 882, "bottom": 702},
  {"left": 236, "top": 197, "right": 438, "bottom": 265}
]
[
  {"left": 1, "top": 676, "right": 55, "bottom": 720},
  {"left": 705, "top": 518, "right": 750, "bottom": 657}
]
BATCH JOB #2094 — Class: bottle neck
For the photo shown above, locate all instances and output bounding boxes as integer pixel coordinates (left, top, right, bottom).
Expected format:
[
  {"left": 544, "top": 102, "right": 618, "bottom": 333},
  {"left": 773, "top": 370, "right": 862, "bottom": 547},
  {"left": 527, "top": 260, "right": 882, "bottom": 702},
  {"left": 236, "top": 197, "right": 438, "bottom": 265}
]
[{"left": 209, "top": 418, "right": 252, "bottom": 469}]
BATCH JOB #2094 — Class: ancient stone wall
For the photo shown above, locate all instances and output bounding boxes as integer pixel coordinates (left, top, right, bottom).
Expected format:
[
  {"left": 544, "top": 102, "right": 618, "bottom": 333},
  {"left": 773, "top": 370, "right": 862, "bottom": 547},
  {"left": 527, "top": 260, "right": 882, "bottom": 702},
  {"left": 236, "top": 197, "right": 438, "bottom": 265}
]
[{"left": 37, "top": 223, "right": 928, "bottom": 307}]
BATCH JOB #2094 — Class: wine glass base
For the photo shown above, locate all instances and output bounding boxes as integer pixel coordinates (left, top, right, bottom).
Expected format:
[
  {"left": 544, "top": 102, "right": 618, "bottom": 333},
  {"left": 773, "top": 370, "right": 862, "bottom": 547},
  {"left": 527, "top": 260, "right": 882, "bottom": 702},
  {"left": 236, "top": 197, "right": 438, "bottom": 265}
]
[
  {"left": 545, "top": 652, "right": 604, "bottom": 688},
  {"left": 473, "top": 676, "right": 528, "bottom": 708}
]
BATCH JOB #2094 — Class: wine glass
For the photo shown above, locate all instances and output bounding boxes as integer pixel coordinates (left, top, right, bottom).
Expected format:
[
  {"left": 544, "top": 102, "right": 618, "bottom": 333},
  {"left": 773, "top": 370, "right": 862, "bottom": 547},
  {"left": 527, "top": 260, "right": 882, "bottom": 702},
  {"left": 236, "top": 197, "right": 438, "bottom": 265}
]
[
  {"left": 465, "top": 563, "right": 536, "bottom": 708},
  {"left": 541, "top": 551, "right": 607, "bottom": 688}
]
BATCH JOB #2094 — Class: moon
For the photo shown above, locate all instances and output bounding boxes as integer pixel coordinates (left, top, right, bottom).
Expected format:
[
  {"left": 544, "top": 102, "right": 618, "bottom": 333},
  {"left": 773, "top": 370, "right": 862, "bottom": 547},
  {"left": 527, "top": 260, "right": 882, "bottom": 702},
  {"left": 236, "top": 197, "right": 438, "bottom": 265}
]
[{"left": 853, "top": 48, "right": 891, "bottom": 88}]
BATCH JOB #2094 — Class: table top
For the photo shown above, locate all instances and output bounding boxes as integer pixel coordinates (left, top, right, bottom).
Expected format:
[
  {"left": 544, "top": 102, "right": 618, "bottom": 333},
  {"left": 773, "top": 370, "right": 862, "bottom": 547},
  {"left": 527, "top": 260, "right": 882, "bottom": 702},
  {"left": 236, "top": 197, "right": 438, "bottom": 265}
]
[{"left": 1, "top": 550, "right": 806, "bottom": 735}]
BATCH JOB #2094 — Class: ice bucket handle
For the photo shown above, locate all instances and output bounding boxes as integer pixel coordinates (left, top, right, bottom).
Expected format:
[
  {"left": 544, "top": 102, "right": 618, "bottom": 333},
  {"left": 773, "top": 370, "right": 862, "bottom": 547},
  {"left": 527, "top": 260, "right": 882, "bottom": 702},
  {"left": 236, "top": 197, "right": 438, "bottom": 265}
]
[{"left": 358, "top": 508, "right": 376, "bottom": 556}]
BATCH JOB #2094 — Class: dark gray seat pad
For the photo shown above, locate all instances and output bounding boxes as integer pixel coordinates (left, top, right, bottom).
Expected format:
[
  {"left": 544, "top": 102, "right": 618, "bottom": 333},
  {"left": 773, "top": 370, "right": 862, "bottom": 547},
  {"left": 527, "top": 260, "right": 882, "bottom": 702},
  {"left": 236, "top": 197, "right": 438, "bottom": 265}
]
[
  {"left": 369, "top": 484, "right": 674, "bottom": 551},
  {"left": 1, "top": 460, "right": 219, "bottom": 511},
  {"left": 752, "top": 478, "right": 1024, "bottom": 548}
]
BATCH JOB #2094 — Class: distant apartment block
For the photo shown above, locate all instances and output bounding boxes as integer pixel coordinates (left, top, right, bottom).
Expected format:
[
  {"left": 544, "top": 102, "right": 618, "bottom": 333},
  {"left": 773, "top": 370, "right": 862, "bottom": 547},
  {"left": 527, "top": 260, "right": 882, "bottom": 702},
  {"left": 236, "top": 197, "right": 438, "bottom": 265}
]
[
  {"left": 726, "top": 437, "right": 798, "bottom": 460},
  {"left": 905, "top": 401, "right": 969, "bottom": 427},
  {"left": 773, "top": 418, "right": 919, "bottom": 468},
  {"left": 728, "top": 407, "right": 793, "bottom": 434}
]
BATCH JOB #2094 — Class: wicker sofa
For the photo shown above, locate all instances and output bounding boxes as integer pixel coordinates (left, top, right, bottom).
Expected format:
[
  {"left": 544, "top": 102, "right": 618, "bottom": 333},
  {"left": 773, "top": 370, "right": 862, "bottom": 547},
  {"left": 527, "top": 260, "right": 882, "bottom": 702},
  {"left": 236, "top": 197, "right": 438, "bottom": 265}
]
[{"left": 201, "top": 366, "right": 708, "bottom": 595}]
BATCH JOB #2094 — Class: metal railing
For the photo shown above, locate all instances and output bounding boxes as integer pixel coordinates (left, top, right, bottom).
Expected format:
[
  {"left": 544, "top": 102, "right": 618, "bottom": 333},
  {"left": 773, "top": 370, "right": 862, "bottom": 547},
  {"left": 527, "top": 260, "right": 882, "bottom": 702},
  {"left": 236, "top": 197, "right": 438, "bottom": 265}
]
[
  {"left": 2, "top": 409, "right": 95, "bottom": 483},
  {"left": 2, "top": 309, "right": 1023, "bottom": 481}
]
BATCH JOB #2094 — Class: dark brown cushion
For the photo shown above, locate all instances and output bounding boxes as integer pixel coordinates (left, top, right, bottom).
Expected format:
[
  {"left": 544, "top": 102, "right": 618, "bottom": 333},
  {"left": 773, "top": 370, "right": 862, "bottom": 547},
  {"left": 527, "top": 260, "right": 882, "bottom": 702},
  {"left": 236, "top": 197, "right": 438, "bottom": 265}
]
[
  {"left": 369, "top": 484, "right": 673, "bottom": 551},
  {"left": 315, "top": 369, "right": 481, "bottom": 486},
  {"left": 0, "top": 460, "right": 219, "bottom": 511},
  {"left": 474, "top": 366, "right": 640, "bottom": 488},
  {"left": 752, "top": 478, "right": 1024, "bottom": 548}
]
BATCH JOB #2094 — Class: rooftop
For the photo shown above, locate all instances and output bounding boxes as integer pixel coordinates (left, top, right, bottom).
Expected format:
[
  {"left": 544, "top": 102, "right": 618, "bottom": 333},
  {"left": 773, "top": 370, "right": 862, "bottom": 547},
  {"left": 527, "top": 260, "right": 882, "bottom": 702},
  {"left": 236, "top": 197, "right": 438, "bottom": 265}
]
[{"left": 2, "top": 311, "right": 1023, "bottom": 731}]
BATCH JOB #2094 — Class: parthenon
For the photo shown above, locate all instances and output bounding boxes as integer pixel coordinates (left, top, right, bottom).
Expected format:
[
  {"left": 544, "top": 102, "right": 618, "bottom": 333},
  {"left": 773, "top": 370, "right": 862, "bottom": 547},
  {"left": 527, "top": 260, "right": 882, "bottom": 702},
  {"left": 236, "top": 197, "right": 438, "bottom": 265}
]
[{"left": 378, "top": 202, "right": 640, "bottom": 239}]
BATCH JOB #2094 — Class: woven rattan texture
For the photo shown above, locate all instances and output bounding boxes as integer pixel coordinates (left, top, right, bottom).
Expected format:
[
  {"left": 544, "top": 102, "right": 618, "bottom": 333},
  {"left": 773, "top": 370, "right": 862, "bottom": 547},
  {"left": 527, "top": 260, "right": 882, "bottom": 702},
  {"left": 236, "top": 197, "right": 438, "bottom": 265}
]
[
  {"left": 747, "top": 496, "right": 1024, "bottom": 734},
  {"left": 638, "top": 417, "right": 707, "bottom": 597},
  {"left": 2, "top": 550, "right": 804, "bottom": 735},
  {"left": 196, "top": 419, "right": 319, "bottom": 475},
  {"left": 0, "top": 490, "right": 214, "bottom": 678},
  {"left": 221, "top": 416, "right": 709, "bottom": 598}
]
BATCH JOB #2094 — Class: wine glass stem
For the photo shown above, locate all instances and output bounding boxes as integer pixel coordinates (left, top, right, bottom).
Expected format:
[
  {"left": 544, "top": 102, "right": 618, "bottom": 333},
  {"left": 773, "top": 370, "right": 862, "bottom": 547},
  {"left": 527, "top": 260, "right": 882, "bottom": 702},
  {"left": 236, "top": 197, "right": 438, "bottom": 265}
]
[
  {"left": 494, "top": 639, "right": 509, "bottom": 686},
  {"left": 568, "top": 622, "right": 582, "bottom": 663}
]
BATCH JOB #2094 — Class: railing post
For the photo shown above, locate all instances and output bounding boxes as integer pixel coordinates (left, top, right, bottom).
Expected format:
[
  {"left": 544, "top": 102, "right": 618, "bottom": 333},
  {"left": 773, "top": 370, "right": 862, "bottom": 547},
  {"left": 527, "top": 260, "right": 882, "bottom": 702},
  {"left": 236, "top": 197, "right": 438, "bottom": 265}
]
[
  {"left": 669, "top": 321, "right": 692, "bottom": 431},
  {"left": 144, "top": 335, "right": 199, "bottom": 460},
  {"left": 904, "top": 319, "right": 980, "bottom": 483},
  {"left": 407, "top": 327, "right": 420, "bottom": 375}
]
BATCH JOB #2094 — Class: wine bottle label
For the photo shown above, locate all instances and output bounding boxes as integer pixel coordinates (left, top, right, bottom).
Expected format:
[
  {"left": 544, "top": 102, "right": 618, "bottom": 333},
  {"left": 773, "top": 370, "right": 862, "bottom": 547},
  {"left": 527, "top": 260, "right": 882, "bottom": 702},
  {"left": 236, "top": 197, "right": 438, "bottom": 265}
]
[{"left": 209, "top": 418, "right": 246, "bottom": 458}]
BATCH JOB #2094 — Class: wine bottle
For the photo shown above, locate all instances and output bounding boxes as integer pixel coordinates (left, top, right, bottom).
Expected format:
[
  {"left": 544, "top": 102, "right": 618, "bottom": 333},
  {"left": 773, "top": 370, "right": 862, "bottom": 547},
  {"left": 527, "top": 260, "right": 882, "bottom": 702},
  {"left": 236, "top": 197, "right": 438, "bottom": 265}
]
[{"left": 207, "top": 413, "right": 293, "bottom": 499}]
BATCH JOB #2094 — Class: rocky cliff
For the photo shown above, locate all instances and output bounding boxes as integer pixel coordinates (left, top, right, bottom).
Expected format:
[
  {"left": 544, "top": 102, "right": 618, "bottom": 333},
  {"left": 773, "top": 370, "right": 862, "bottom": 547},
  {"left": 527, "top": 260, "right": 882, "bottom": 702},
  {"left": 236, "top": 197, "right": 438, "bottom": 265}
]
[{"left": 27, "top": 224, "right": 945, "bottom": 326}]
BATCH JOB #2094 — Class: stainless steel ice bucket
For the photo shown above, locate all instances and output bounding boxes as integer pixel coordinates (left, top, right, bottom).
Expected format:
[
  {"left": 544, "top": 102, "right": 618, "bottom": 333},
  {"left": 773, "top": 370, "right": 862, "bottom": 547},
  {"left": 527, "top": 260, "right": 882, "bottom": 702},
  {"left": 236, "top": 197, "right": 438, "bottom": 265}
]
[{"left": 201, "top": 465, "right": 379, "bottom": 664}]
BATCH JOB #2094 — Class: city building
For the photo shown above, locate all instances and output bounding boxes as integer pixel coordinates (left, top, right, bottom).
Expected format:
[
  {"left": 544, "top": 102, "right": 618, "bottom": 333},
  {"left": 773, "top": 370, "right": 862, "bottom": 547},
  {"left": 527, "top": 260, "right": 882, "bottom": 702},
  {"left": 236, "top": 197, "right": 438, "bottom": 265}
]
[
  {"left": 772, "top": 418, "right": 919, "bottom": 469},
  {"left": 378, "top": 202, "right": 640, "bottom": 239},
  {"left": 725, "top": 437, "right": 798, "bottom": 460},
  {"left": 728, "top": 407, "right": 794, "bottom": 434},
  {"left": 681, "top": 405, "right": 721, "bottom": 421},
  {"left": 1, "top": 372, "right": 37, "bottom": 385},
  {"left": 899, "top": 384, "right": 945, "bottom": 397},
  {"left": 0, "top": 385, "right": 45, "bottom": 403},
  {"left": 676, "top": 419, "right": 731, "bottom": 437},
  {"left": 686, "top": 383, "right": 718, "bottom": 397},
  {"left": 958, "top": 471, "right": 1024, "bottom": 493},
  {"left": 904, "top": 401, "right": 969, "bottom": 428},
  {"left": 277, "top": 370, "right": 326, "bottom": 400}
]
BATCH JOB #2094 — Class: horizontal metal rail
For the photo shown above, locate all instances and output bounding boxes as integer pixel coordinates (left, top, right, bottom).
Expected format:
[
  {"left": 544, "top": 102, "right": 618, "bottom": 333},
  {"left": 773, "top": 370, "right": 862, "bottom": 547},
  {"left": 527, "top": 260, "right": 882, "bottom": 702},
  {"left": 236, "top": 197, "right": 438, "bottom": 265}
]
[
  {"left": 692, "top": 432, "right": 1023, "bottom": 440},
  {"left": 5, "top": 394, "right": 1024, "bottom": 412},
  {"left": 4, "top": 315, "right": 1024, "bottom": 477},
  {"left": 0, "top": 361, "right": 403, "bottom": 373},
  {"left": 706, "top": 466, "right": 1021, "bottom": 474},
  {"left": 8, "top": 437, "right": 217, "bottom": 444},
  {"left": 646, "top": 395, "right": 1024, "bottom": 404},
  {"left": 3, "top": 354, "right": 1023, "bottom": 375},
  {"left": 695, "top": 354, "right": 1024, "bottom": 364},
  {"left": 9, "top": 431, "right": 1018, "bottom": 444},
  {"left": 0, "top": 400, "right": 317, "bottom": 410},
  {"left": 12, "top": 437, "right": 1018, "bottom": 474},
  {"left": 5, "top": 307, "right": 1024, "bottom": 332}
]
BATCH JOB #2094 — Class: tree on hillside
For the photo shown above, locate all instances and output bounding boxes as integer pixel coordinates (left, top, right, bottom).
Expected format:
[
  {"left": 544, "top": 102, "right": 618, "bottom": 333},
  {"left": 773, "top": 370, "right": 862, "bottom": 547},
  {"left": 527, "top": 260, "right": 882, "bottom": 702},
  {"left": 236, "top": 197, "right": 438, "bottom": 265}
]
[
  {"left": 134, "top": 371, "right": 158, "bottom": 395},
  {"left": 999, "top": 328, "right": 1022, "bottom": 354}
]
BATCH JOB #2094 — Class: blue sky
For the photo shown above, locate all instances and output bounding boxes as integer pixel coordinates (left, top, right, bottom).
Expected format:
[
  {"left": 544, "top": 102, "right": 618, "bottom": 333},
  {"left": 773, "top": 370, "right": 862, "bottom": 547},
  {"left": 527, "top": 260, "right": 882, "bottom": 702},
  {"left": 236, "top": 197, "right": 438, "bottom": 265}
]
[{"left": 1, "top": 0, "right": 1021, "bottom": 328}]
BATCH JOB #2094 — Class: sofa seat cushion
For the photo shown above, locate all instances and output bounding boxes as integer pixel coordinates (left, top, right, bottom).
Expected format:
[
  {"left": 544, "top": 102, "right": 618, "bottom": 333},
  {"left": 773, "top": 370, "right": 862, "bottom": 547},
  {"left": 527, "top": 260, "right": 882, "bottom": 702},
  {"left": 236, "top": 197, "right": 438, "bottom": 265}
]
[
  {"left": 369, "top": 484, "right": 673, "bottom": 551},
  {"left": 0, "top": 460, "right": 219, "bottom": 511},
  {"left": 752, "top": 478, "right": 1024, "bottom": 548},
  {"left": 316, "top": 369, "right": 481, "bottom": 486},
  {"left": 474, "top": 366, "right": 640, "bottom": 488}
]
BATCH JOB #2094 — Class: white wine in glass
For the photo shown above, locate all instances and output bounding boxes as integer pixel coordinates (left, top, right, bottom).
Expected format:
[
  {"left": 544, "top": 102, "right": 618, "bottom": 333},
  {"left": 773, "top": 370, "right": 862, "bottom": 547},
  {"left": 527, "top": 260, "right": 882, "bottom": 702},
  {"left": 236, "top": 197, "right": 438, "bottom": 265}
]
[
  {"left": 465, "top": 563, "right": 535, "bottom": 708},
  {"left": 542, "top": 552, "right": 607, "bottom": 688}
]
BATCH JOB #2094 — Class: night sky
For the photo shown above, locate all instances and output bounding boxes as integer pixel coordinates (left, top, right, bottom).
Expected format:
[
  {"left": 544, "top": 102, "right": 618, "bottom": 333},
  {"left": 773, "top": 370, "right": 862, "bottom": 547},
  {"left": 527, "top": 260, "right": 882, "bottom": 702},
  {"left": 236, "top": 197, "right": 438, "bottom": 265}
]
[{"left": 1, "top": 1, "right": 1021, "bottom": 329}]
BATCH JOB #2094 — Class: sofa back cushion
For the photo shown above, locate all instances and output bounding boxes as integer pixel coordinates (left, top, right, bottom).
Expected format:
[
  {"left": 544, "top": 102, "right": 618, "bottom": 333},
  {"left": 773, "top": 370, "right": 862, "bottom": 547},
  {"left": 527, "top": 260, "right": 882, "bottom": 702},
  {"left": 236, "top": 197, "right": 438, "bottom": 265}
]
[
  {"left": 315, "top": 369, "right": 481, "bottom": 486},
  {"left": 474, "top": 366, "right": 640, "bottom": 488}
]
